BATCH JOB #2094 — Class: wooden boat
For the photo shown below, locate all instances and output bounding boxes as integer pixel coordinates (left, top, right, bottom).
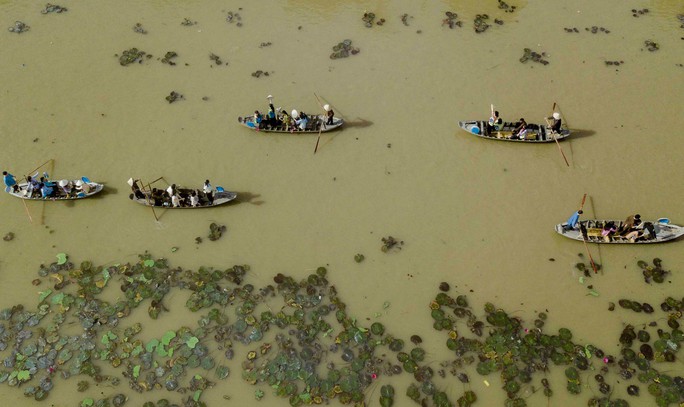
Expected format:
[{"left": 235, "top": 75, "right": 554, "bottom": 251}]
[
  {"left": 459, "top": 120, "right": 570, "bottom": 143},
  {"left": 130, "top": 186, "right": 237, "bottom": 208},
  {"left": 6, "top": 177, "right": 103, "bottom": 200},
  {"left": 554, "top": 219, "right": 684, "bottom": 244},
  {"left": 238, "top": 114, "right": 343, "bottom": 133}
]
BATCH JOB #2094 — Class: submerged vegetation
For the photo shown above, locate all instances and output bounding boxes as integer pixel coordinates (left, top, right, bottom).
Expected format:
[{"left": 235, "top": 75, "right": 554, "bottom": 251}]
[{"left": 0, "top": 254, "right": 681, "bottom": 406}]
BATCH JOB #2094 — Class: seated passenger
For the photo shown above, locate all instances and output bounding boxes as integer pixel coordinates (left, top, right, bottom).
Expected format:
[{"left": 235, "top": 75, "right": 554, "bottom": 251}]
[
  {"left": 619, "top": 214, "right": 641, "bottom": 234},
  {"left": 40, "top": 182, "right": 55, "bottom": 198},
  {"left": 281, "top": 111, "right": 292, "bottom": 131},
  {"left": 58, "top": 179, "right": 73, "bottom": 197},
  {"left": 75, "top": 179, "right": 91, "bottom": 195},
  {"left": 295, "top": 111, "right": 309, "bottom": 131},
  {"left": 601, "top": 221, "right": 617, "bottom": 242},
  {"left": 488, "top": 110, "right": 503, "bottom": 132},
  {"left": 190, "top": 190, "right": 199, "bottom": 207},
  {"left": 26, "top": 175, "right": 40, "bottom": 197},
  {"left": 512, "top": 118, "right": 527, "bottom": 139},
  {"left": 641, "top": 222, "right": 656, "bottom": 240},
  {"left": 171, "top": 193, "right": 181, "bottom": 207},
  {"left": 253, "top": 110, "right": 263, "bottom": 129}
]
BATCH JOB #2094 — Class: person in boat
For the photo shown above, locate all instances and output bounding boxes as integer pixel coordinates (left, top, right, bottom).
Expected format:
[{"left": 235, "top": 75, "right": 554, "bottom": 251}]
[
  {"left": 563, "top": 209, "right": 583, "bottom": 231},
  {"left": 40, "top": 182, "right": 55, "bottom": 198},
  {"left": 130, "top": 179, "right": 145, "bottom": 199},
  {"left": 601, "top": 221, "right": 617, "bottom": 242},
  {"left": 26, "top": 175, "right": 40, "bottom": 197},
  {"left": 75, "top": 179, "right": 91, "bottom": 195},
  {"left": 58, "top": 179, "right": 72, "bottom": 197},
  {"left": 190, "top": 190, "right": 199, "bottom": 207},
  {"left": 546, "top": 112, "right": 562, "bottom": 133},
  {"left": 171, "top": 192, "right": 182, "bottom": 208},
  {"left": 512, "top": 118, "right": 527, "bottom": 139},
  {"left": 280, "top": 110, "right": 292, "bottom": 131},
  {"left": 253, "top": 110, "right": 263, "bottom": 129},
  {"left": 3, "top": 171, "right": 18, "bottom": 193},
  {"left": 264, "top": 95, "right": 281, "bottom": 128},
  {"left": 488, "top": 110, "right": 503, "bottom": 132},
  {"left": 203, "top": 180, "right": 213, "bottom": 205},
  {"left": 150, "top": 188, "right": 164, "bottom": 206},
  {"left": 166, "top": 184, "right": 177, "bottom": 198},
  {"left": 619, "top": 214, "right": 641, "bottom": 234},
  {"left": 324, "top": 104, "right": 335, "bottom": 126},
  {"left": 294, "top": 110, "right": 309, "bottom": 131},
  {"left": 641, "top": 221, "right": 656, "bottom": 240}
]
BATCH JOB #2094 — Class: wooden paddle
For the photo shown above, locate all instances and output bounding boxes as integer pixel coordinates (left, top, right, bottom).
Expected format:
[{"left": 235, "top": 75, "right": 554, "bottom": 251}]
[
  {"left": 313, "top": 93, "right": 326, "bottom": 154},
  {"left": 547, "top": 103, "right": 570, "bottom": 167},
  {"left": 578, "top": 193, "right": 598, "bottom": 273}
]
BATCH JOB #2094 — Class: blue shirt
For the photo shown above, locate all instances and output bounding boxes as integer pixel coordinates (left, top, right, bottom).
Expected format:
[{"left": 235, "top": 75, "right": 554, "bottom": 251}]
[
  {"left": 567, "top": 211, "right": 580, "bottom": 228},
  {"left": 3, "top": 173, "right": 16, "bottom": 187},
  {"left": 41, "top": 185, "right": 53, "bottom": 198}
]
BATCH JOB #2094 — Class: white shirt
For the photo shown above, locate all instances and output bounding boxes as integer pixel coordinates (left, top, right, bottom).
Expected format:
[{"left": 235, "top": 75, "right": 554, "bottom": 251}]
[{"left": 203, "top": 183, "right": 212, "bottom": 193}]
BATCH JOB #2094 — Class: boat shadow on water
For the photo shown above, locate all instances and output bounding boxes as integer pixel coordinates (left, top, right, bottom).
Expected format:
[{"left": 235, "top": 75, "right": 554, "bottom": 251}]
[
  {"left": 568, "top": 129, "right": 595, "bottom": 140},
  {"left": 234, "top": 191, "right": 264, "bottom": 206},
  {"left": 340, "top": 117, "right": 373, "bottom": 129}
]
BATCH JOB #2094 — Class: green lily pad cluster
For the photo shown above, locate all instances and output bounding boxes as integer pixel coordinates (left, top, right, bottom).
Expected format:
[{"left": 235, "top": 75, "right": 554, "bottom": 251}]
[
  {"left": 637, "top": 258, "right": 670, "bottom": 284},
  {"left": 118, "top": 48, "right": 148, "bottom": 66},
  {"left": 0, "top": 254, "right": 682, "bottom": 406}
]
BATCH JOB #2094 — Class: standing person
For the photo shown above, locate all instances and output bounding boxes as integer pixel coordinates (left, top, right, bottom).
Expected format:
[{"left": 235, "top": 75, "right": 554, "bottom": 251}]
[
  {"left": 203, "top": 180, "right": 214, "bottom": 205},
  {"left": 563, "top": 209, "right": 583, "bottom": 231},
  {"left": 546, "top": 112, "right": 562, "bottom": 133},
  {"left": 3, "top": 171, "right": 18, "bottom": 193},
  {"left": 324, "top": 104, "right": 335, "bottom": 126},
  {"left": 265, "top": 95, "right": 278, "bottom": 128},
  {"left": 488, "top": 110, "right": 503, "bottom": 131}
]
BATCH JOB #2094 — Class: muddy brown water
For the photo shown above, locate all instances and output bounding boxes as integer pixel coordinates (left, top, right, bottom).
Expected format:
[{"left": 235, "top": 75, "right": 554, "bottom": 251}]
[{"left": 1, "top": 0, "right": 683, "bottom": 405}]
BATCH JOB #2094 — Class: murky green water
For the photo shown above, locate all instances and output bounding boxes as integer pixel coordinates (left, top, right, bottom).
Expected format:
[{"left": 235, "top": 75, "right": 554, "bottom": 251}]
[{"left": 1, "top": 1, "right": 683, "bottom": 406}]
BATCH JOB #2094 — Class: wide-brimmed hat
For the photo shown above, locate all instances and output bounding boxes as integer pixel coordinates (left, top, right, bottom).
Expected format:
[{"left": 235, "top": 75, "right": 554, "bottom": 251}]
[
  {"left": 553, "top": 112, "right": 561, "bottom": 120},
  {"left": 75, "top": 179, "right": 84, "bottom": 186},
  {"left": 58, "top": 179, "right": 68, "bottom": 187},
  {"left": 323, "top": 104, "right": 330, "bottom": 111}
]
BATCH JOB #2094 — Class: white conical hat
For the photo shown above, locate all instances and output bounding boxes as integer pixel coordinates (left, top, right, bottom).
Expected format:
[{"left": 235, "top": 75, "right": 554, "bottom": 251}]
[
  {"left": 323, "top": 104, "right": 330, "bottom": 111},
  {"left": 291, "top": 109, "right": 298, "bottom": 117},
  {"left": 127, "top": 177, "right": 134, "bottom": 187},
  {"left": 58, "top": 179, "right": 68, "bottom": 187},
  {"left": 553, "top": 112, "right": 560, "bottom": 120},
  {"left": 75, "top": 179, "right": 84, "bottom": 186}
]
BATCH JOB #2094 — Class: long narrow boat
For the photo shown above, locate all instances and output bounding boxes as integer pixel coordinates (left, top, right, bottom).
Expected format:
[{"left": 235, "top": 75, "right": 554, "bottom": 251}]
[
  {"left": 554, "top": 219, "right": 684, "bottom": 244},
  {"left": 459, "top": 120, "right": 570, "bottom": 143},
  {"left": 130, "top": 186, "right": 237, "bottom": 208},
  {"left": 7, "top": 178, "right": 103, "bottom": 200},
  {"left": 238, "top": 114, "right": 343, "bottom": 133}
]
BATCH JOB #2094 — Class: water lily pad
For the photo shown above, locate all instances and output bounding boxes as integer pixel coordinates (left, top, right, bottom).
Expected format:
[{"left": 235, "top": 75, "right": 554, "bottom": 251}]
[
  {"left": 216, "top": 365, "right": 230, "bottom": 379},
  {"left": 143, "top": 259, "right": 155, "bottom": 267},
  {"left": 56, "top": 253, "right": 67, "bottom": 265},
  {"left": 186, "top": 336, "right": 199, "bottom": 349}
]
